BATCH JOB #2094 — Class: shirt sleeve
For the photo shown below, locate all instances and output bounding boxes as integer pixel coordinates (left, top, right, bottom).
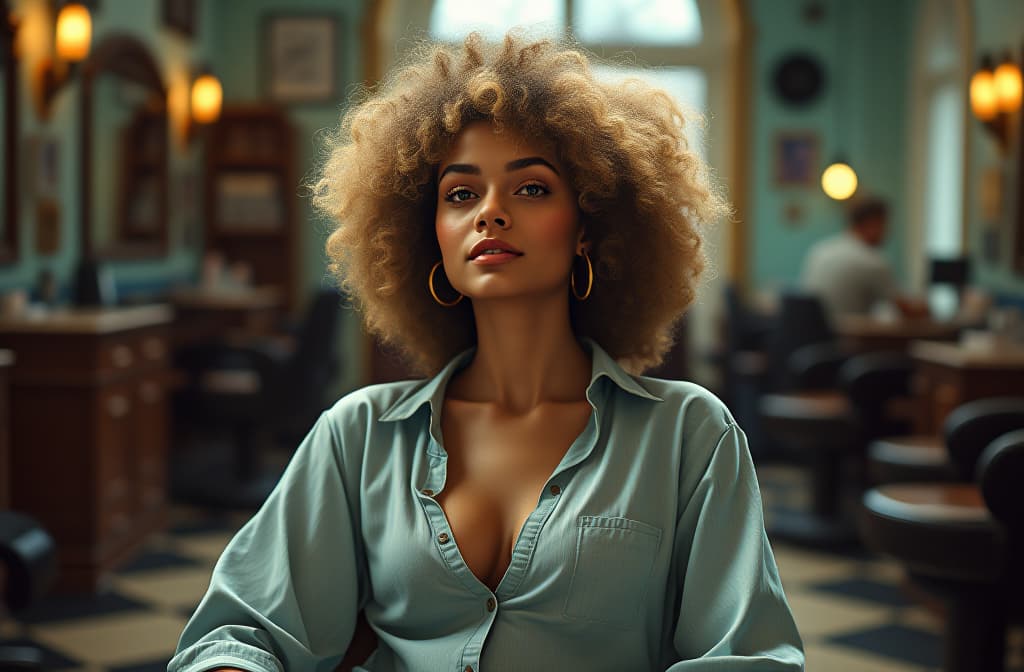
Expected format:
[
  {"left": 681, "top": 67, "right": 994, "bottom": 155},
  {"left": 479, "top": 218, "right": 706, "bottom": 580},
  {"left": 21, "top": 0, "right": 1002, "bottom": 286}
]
[
  {"left": 666, "top": 423, "right": 805, "bottom": 671},
  {"left": 168, "top": 410, "right": 366, "bottom": 672}
]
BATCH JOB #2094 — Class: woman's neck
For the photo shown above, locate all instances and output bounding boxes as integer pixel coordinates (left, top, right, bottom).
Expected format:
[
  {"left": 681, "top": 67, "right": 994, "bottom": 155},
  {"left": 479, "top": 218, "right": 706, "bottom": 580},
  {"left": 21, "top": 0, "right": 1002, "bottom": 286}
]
[{"left": 446, "top": 294, "right": 591, "bottom": 414}]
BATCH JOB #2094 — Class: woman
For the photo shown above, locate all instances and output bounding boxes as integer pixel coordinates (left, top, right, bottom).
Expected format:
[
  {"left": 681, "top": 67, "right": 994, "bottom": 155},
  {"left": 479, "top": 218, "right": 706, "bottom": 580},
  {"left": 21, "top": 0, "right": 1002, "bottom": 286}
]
[{"left": 169, "top": 31, "right": 803, "bottom": 672}]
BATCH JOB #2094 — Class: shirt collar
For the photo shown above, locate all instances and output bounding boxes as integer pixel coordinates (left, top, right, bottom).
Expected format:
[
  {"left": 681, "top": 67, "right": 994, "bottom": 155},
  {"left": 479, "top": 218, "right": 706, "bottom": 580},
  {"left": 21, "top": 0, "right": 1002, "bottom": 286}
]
[{"left": 378, "top": 337, "right": 663, "bottom": 423}]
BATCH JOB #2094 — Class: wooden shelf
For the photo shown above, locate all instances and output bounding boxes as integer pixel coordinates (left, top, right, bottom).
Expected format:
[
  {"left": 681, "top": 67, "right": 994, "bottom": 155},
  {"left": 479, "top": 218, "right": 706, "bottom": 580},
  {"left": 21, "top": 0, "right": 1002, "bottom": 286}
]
[{"left": 204, "top": 106, "right": 298, "bottom": 313}]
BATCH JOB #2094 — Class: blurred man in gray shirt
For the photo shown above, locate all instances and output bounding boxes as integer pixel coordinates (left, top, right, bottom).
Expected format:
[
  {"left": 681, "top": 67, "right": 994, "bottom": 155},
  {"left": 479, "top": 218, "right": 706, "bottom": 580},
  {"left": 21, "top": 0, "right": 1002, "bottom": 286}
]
[{"left": 802, "top": 197, "right": 927, "bottom": 320}]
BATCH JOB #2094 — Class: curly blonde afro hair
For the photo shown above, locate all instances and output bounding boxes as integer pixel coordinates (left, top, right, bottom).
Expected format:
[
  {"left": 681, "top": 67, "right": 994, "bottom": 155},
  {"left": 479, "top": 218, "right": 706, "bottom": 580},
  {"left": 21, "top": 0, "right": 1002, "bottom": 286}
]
[{"left": 312, "top": 31, "right": 728, "bottom": 376}]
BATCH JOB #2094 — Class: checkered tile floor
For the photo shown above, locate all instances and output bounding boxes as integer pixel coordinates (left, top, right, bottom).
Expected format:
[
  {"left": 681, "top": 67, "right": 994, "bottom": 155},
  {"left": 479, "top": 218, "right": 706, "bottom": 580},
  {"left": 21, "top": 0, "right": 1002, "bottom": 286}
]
[{"left": 2, "top": 466, "right": 1021, "bottom": 671}]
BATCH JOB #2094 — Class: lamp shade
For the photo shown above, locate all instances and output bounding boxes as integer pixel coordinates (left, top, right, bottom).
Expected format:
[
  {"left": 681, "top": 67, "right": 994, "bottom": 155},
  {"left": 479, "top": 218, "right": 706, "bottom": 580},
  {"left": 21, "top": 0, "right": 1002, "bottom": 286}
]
[
  {"left": 191, "top": 74, "right": 222, "bottom": 124},
  {"left": 994, "top": 60, "right": 1022, "bottom": 113},
  {"left": 970, "top": 67, "right": 999, "bottom": 121},
  {"left": 55, "top": 3, "right": 91, "bottom": 62},
  {"left": 821, "top": 161, "right": 858, "bottom": 200}
]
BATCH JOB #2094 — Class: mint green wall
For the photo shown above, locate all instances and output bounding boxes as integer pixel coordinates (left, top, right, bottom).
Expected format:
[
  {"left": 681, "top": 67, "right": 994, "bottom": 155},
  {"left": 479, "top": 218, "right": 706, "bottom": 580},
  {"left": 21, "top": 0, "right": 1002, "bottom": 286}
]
[
  {"left": 969, "top": 0, "right": 1024, "bottom": 298},
  {"left": 746, "top": 0, "right": 914, "bottom": 292},
  {"left": 206, "top": 0, "right": 367, "bottom": 390},
  {"left": 1, "top": 0, "right": 218, "bottom": 295},
  {"left": 206, "top": 0, "right": 366, "bottom": 305}
]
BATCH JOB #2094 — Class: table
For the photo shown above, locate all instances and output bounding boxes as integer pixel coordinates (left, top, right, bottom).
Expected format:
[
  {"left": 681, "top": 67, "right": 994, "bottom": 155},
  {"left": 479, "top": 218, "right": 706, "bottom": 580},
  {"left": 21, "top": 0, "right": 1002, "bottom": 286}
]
[
  {"left": 909, "top": 339, "right": 1024, "bottom": 435},
  {"left": 836, "top": 315, "right": 965, "bottom": 352},
  {"left": 168, "top": 285, "right": 285, "bottom": 348}
]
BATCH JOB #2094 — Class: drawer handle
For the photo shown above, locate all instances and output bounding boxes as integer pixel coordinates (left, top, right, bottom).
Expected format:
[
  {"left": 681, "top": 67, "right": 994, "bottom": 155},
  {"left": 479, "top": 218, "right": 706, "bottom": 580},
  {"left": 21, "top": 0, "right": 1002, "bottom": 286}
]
[
  {"left": 112, "top": 345, "right": 134, "bottom": 368},
  {"left": 142, "top": 338, "right": 166, "bottom": 361},
  {"left": 107, "top": 395, "right": 130, "bottom": 418},
  {"left": 140, "top": 381, "right": 162, "bottom": 403}
]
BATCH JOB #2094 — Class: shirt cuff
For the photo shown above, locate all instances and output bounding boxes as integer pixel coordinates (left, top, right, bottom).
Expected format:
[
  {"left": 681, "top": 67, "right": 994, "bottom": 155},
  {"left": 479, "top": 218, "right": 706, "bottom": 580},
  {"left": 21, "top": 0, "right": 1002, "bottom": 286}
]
[{"left": 168, "top": 641, "right": 283, "bottom": 672}]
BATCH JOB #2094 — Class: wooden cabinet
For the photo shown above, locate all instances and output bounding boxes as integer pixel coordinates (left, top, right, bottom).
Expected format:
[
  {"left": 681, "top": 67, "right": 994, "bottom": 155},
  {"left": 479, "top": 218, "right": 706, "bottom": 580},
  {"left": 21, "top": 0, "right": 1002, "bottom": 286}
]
[
  {"left": 910, "top": 340, "right": 1024, "bottom": 435},
  {"left": 0, "top": 305, "right": 172, "bottom": 592},
  {"left": 205, "top": 106, "right": 298, "bottom": 312}
]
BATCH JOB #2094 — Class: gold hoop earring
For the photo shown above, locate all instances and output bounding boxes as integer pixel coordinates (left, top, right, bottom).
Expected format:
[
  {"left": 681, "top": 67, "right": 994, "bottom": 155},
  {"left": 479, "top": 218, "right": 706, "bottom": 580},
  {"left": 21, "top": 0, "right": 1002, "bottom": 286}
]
[
  {"left": 429, "top": 261, "right": 464, "bottom": 307},
  {"left": 571, "top": 251, "right": 593, "bottom": 301}
]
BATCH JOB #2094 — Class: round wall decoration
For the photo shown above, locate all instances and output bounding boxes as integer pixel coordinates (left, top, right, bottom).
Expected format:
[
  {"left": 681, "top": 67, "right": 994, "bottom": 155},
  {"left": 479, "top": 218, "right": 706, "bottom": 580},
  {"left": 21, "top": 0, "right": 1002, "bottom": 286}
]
[{"left": 771, "top": 52, "right": 826, "bottom": 107}]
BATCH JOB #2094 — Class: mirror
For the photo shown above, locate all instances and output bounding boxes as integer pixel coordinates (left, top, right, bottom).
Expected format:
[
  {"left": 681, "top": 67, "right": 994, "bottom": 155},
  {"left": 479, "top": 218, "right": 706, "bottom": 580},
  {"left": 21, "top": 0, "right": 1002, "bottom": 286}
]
[
  {"left": 1, "top": 1, "right": 18, "bottom": 263},
  {"left": 80, "top": 34, "right": 168, "bottom": 259}
]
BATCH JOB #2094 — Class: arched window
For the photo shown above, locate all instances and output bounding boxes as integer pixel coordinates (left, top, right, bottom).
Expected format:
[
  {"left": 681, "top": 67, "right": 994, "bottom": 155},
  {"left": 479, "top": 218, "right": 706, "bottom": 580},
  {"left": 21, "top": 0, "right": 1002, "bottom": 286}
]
[
  {"left": 428, "top": 0, "right": 708, "bottom": 155},
  {"left": 907, "top": 0, "right": 969, "bottom": 317}
]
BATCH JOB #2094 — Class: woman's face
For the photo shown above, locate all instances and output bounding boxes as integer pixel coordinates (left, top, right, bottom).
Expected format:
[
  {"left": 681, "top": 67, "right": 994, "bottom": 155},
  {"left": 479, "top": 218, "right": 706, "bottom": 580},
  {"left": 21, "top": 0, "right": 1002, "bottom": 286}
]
[{"left": 435, "top": 120, "right": 583, "bottom": 303}]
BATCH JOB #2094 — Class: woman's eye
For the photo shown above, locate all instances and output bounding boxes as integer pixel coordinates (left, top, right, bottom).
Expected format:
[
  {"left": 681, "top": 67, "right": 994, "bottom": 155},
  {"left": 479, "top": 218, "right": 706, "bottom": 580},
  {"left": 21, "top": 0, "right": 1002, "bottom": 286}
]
[
  {"left": 517, "top": 183, "right": 549, "bottom": 197},
  {"left": 444, "top": 187, "right": 476, "bottom": 203}
]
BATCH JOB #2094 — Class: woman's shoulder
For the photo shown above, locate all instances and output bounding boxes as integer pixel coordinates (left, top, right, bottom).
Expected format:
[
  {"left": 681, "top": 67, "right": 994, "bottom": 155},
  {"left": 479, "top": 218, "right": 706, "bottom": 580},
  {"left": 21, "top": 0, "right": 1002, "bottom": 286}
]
[{"left": 631, "top": 375, "right": 735, "bottom": 427}]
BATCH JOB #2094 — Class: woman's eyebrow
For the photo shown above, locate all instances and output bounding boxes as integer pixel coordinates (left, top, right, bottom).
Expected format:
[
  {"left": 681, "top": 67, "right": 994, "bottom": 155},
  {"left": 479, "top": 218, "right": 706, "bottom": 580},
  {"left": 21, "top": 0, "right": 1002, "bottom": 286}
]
[
  {"left": 506, "top": 157, "right": 559, "bottom": 175},
  {"left": 439, "top": 157, "right": 560, "bottom": 183},
  {"left": 438, "top": 163, "right": 480, "bottom": 182}
]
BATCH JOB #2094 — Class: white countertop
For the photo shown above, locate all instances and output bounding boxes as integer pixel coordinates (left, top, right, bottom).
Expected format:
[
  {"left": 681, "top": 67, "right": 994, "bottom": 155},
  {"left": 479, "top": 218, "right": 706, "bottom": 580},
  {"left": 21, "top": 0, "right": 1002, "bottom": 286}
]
[{"left": 0, "top": 304, "right": 174, "bottom": 335}]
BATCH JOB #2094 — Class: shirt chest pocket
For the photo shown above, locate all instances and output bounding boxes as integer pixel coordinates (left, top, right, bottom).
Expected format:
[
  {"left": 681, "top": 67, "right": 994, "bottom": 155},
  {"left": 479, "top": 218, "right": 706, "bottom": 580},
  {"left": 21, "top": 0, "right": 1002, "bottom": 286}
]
[{"left": 563, "top": 515, "right": 662, "bottom": 629}]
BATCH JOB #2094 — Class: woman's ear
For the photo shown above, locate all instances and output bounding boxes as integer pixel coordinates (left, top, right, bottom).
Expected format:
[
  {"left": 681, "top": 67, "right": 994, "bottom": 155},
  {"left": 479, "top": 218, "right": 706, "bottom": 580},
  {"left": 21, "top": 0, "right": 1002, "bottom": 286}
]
[{"left": 576, "top": 227, "right": 590, "bottom": 256}]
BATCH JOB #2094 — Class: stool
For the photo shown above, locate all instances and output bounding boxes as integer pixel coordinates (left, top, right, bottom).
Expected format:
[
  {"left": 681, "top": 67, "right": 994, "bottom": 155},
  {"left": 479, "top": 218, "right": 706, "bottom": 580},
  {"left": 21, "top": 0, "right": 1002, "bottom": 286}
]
[
  {"left": 860, "top": 429, "right": 1024, "bottom": 672},
  {"left": 760, "top": 390, "right": 857, "bottom": 546},
  {"left": 867, "top": 434, "right": 955, "bottom": 483}
]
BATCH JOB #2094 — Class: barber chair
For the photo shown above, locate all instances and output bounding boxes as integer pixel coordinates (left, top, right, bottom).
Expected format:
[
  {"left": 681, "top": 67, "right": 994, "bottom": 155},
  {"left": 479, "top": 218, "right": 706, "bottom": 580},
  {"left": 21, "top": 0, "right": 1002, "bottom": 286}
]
[
  {"left": 174, "top": 289, "right": 344, "bottom": 508},
  {"left": 860, "top": 427, "right": 1024, "bottom": 672},
  {"left": 759, "top": 350, "right": 917, "bottom": 548},
  {"left": 868, "top": 397, "right": 1024, "bottom": 486},
  {"left": 0, "top": 512, "right": 57, "bottom": 670},
  {"left": 737, "top": 290, "right": 839, "bottom": 462}
]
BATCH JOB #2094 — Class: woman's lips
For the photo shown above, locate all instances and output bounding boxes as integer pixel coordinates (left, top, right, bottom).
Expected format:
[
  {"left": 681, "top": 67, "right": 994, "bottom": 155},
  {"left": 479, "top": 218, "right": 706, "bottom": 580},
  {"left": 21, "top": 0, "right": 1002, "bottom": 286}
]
[{"left": 470, "top": 252, "right": 521, "bottom": 265}]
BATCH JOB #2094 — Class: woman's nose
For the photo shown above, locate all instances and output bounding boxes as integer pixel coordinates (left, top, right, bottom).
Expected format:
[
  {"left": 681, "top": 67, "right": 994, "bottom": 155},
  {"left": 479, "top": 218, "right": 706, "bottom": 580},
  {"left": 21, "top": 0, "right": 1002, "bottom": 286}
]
[{"left": 476, "top": 191, "right": 510, "bottom": 230}]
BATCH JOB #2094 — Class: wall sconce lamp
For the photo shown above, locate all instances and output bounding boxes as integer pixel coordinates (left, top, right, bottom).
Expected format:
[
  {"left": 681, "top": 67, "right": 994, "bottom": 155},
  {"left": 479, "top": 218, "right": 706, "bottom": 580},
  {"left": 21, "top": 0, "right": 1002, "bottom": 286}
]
[
  {"left": 970, "top": 48, "right": 1022, "bottom": 153},
  {"left": 34, "top": 1, "right": 92, "bottom": 120},
  {"left": 183, "top": 68, "right": 222, "bottom": 144}
]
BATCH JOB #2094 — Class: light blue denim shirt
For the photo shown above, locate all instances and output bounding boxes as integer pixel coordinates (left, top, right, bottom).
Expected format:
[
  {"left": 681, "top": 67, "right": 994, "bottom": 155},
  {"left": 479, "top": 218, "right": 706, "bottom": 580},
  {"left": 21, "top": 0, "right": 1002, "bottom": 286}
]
[{"left": 169, "top": 339, "right": 803, "bottom": 672}]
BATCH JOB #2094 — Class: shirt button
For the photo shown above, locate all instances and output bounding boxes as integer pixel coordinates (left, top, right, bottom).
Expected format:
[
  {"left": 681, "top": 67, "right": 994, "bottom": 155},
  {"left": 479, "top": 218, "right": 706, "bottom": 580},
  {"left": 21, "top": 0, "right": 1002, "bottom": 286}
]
[
  {"left": 421, "top": 488, "right": 434, "bottom": 497},
  {"left": 549, "top": 484, "right": 561, "bottom": 496},
  {"left": 486, "top": 597, "right": 496, "bottom": 612},
  {"left": 438, "top": 532, "right": 450, "bottom": 544}
]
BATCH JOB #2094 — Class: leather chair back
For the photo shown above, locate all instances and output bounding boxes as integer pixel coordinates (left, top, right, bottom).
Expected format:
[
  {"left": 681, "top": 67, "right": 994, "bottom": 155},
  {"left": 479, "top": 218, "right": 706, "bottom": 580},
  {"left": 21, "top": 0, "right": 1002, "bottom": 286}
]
[
  {"left": 840, "top": 352, "right": 916, "bottom": 441},
  {"left": 765, "top": 291, "right": 835, "bottom": 391},
  {"left": 977, "top": 428, "right": 1024, "bottom": 530},
  {"left": 944, "top": 397, "right": 1024, "bottom": 481}
]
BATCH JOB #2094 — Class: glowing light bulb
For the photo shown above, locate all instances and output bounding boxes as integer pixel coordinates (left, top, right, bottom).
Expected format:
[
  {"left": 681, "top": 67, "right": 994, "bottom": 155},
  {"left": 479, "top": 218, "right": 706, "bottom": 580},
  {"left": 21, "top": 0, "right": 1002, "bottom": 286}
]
[
  {"left": 821, "top": 162, "right": 858, "bottom": 201},
  {"left": 993, "top": 61, "right": 1022, "bottom": 113},
  {"left": 970, "top": 68, "right": 999, "bottom": 121},
  {"left": 191, "top": 74, "right": 223, "bottom": 124},
  {"left": 56, "top": 3, "right": 91, "bottom": 62}
]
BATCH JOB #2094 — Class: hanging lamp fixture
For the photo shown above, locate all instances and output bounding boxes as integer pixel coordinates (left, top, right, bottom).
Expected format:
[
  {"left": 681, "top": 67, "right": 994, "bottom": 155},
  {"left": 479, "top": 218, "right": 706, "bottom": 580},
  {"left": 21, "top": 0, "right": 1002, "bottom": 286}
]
[{"left": 821, "top": 3, "right": 858, "bottom": 201}]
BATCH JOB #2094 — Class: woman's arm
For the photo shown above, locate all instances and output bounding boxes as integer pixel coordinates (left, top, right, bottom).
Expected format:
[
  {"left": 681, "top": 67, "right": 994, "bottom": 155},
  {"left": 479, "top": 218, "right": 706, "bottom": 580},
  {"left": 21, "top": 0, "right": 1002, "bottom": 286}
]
[
  {"left": 168, "top": 410, "right": 367, "bottom": 672},
  {"left": 666, "top": 423, "right": 804, "bottom": 671}
]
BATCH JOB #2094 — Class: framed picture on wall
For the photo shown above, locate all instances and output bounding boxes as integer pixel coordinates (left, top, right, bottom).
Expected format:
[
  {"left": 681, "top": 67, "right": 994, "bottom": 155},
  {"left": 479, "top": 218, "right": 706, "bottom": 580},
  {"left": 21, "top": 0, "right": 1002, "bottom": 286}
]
[
  {"left": 773, "top": 131, "right": 819, "bottom": 187},
  {"left": 265, "top": 15, "right": 338, "bottom": 103}
]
